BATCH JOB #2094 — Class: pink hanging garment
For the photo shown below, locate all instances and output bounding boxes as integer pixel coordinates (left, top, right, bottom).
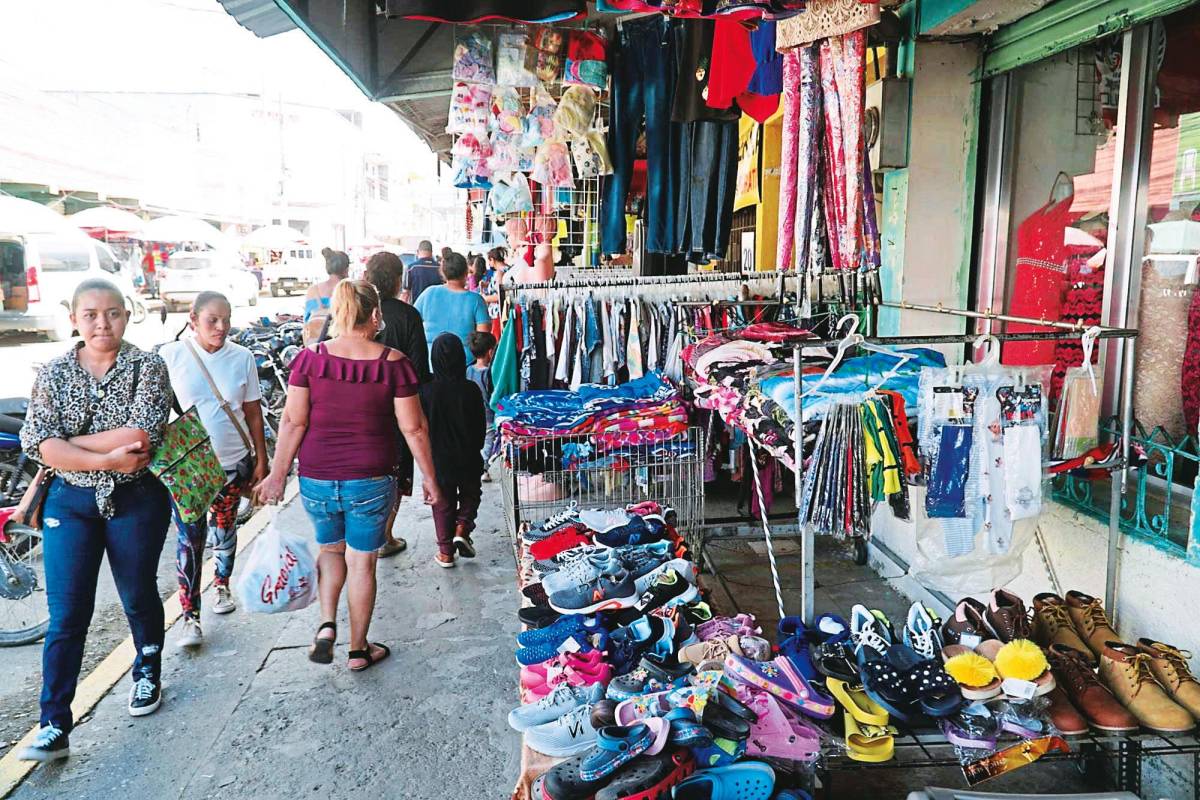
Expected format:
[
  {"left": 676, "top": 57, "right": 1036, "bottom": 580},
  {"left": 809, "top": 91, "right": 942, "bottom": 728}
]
[
  {"left": 818, "top": 31, "right": 865, "bottom": 272},
  {"left": 776, "top": 49, "right": 802, "bottom": 270}
]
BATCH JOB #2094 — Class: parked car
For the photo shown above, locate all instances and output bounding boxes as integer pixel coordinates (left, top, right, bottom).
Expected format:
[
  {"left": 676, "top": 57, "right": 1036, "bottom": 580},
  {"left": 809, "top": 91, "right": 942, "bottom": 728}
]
[
  {"left": 0, "top": 233, "right": 145, "bottom": 341},
  {"left": 263, "top": 246, "right": 324, "bottom": 296},
  {"left": 159, "top": 251, "right": 260, "bottom": 312}
]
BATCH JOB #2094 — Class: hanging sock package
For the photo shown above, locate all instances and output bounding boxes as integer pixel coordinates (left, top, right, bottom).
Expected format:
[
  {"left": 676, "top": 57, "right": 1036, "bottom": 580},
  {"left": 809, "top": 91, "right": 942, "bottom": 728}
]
[
  {"left": 453, "top": 27, "right": 496, "bottom": 84},
  {"left": 447, "top": 81, "right": 492, "bottom": 133},
  {"left": 1054, "top": 366, "right": 1102, "bottom": 459},
  {"left": 496, "top": 32, "right": 537, "bottom": 86},
  {"left": 563, "top": 30, "right": 608, "bottom": 89},
  {"left": 571, "top": 131, "right": 613, "bottom": 177},
  {"left": 522, "top": 82, "right": 558, "bottom": 149}
]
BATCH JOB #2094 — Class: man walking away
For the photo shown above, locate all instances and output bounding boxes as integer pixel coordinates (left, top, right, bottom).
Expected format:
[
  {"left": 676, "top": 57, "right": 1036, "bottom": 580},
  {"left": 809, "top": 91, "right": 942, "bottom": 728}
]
[{"left": 401, "top": 240, "right": 443, "bottom": 304}]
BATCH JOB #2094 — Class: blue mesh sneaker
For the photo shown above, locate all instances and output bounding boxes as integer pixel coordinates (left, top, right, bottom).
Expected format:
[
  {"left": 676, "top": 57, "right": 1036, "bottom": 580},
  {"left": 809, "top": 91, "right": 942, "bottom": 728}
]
[
  {"left": 548, "top": 570, "right": 638, "bottom": 615},
  {"left": 607, "top": 615, "right": 676, "bottom": 677},
  {"left": 508, "top": 682, "right": 603, "bottom": 732},
  {"left": 516, "top": 618, "right": 609, "bottom": 666},
  {"left": 593, "top": 515, "right": 667, "bottom": 548}
]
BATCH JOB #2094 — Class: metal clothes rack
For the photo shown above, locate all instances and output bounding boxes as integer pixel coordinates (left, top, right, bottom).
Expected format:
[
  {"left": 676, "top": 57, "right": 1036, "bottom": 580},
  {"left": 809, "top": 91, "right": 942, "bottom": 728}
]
[
  {"left": 511, "top": 269, "right": 801, "bottom": 293},
  {"left": 789, "top": 301, "right": 1139, "bottom": 626}
]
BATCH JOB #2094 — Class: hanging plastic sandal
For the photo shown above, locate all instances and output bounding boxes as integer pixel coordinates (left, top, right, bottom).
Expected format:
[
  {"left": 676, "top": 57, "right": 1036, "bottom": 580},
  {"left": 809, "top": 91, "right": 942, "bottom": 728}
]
[
  {"left": 671, "top": 761, "right": 776, "bottom": 800},
  {"left": 826, "top": 678, "right": 889, "bottom": 726},
  {"left": 843, "top": 713, "right": 896, "bottom": 763}
]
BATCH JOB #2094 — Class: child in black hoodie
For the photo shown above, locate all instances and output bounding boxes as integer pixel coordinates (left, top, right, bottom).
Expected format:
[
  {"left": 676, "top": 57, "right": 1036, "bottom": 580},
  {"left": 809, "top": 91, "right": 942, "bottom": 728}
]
[{"left": 420, "top": 333, "right": 486, "bottom": 568}]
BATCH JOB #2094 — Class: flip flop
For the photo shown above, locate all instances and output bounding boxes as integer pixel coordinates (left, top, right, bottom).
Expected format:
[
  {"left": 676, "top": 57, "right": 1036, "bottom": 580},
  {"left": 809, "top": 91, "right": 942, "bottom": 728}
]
[
  {"left": 826, "top": 678, "right": 889, "bottom": 726},
  {"left": 672, "top": 761, "right": 776, "bottom": 800},
  {"left": 977, "top": 639, "right": 1056, "bottom": 697},
  {"left": 843, "top": 712, "right": 896, "bottom": 763},
  {"left": 308, "top": 621, "right": 336, "bottom": 664},
  {"left": 347, "top": 642, "right": 391, "bottom": 672},
  {"left": 941, "top": 644, "right": 1003, "bottom": 700}
]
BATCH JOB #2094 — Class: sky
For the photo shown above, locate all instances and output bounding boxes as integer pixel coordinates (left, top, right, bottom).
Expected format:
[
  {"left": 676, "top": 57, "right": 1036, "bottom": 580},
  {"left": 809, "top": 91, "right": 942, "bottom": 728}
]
[{"left": 0, "top": 0, "right": 434, "bottom": 170}]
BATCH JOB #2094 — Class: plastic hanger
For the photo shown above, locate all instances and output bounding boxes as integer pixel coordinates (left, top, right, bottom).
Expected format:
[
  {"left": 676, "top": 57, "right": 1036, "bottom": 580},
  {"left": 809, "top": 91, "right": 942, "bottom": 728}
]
[{"left": 1080, "top": 325, "right": 1101, "bottom": 395}]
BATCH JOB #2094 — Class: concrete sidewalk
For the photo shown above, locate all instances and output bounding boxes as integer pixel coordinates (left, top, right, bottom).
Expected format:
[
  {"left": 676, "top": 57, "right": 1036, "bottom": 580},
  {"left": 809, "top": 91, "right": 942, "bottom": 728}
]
[{"left": 10, "top": 479, "right": 521, "bottom": 799}]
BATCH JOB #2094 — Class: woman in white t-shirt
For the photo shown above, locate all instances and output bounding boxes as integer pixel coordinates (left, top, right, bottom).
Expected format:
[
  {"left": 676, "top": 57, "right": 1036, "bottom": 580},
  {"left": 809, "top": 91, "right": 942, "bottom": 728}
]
[{"left": 159, "top": 291, "right": 268, "bottom": 648}]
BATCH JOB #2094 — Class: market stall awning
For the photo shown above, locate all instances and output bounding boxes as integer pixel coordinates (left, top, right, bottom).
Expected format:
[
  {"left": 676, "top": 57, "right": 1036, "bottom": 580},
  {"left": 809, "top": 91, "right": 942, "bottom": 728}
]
[
  {"left": 68, "top": 206, "right": 146, "bottom": 236},
  {"left": 216, "top": 0, "right": 297, "bottom": 37},
  {"left": 0, "top": 196, "right": 86, "bottom": 237},
  {"left": 141, "top": 215, "right": 235, "bottom": 248}
]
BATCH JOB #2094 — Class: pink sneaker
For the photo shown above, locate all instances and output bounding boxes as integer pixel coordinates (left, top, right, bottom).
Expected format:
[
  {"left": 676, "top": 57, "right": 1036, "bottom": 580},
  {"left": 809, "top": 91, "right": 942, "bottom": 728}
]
[
  {"left": 527, "top": 662, "right": 613, "bottom": 698},
  {"left": 520, "top": 650, "right": 607, "bottom": 690}
]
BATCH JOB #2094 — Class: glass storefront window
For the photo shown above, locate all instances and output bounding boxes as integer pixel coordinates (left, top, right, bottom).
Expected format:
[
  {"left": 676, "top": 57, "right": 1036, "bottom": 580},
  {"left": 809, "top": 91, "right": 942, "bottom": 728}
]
[
  {"left": 1133, "top": 8, "right": 1200, "bottom": 445},
  {"left": 999, "top": 41, "right": 1122, "bottom": 405}
]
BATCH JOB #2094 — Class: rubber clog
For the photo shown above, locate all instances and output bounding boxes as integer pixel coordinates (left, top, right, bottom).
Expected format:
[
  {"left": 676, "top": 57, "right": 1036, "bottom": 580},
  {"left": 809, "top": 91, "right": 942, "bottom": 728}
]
[
  {"left": 580, "top": 723, "right": 654, "bottom": 781},
  {"left": 825, "top": 678, "right": 889, "bottom": 727},
  {"left": 606, "top": 654, "right": 695, "bottom": 702},
  {"left": 671, "top": 761, "right": 776, "bottom": 800},
  {"left": 842, "top": 712, "right": 896, "bottom": 763},
  {"left": 744, "top": 691, "right": 821, "bottom": 763},
  {"left": 665, "top": 708, "right": 713, "bottom": 747},
  {"left": 724, "top": 654, "right": 836, "bottom": 719},
  {"left": 614, "top": 686, "right": 711, "bottom": 726},
  {"left": 689, "top": 736, "right": 746, "bottom": 770},
  {"left": 643, "top": 717, "right": 671, "bottom": 756},
  {"left": 595, "top": 750, "right": 695, "bottom": 800},
  {"left": 536, "top": 751, "right": 612, "bottom": 800}
]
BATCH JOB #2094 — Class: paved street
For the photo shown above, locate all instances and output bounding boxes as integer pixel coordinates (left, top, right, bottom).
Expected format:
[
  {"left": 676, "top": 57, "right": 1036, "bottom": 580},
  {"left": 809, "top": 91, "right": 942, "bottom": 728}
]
[{"left": 3, "top": 475, "right": 521, "bottom": 799}]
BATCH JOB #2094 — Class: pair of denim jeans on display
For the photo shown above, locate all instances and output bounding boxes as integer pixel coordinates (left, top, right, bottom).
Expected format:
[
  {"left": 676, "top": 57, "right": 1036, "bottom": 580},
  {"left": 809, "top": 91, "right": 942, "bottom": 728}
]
[
  {"left": 40, "top": 476, "right": 171, "bottom": 732},
  {"left": 601, "top": 16, "right": 737, "bottom": 261}
]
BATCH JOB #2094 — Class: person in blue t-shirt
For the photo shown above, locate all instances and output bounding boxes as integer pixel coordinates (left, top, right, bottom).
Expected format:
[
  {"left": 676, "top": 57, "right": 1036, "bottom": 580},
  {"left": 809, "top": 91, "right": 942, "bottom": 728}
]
[{"left": 414, "top": 252, "right": 490, "bottom": 367}]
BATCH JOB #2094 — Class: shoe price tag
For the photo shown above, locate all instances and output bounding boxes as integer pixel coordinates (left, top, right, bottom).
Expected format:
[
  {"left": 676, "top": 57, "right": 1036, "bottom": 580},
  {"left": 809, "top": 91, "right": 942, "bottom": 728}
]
[
  {"left": 1001, "top": 678, "right": 1039, "bottom": 700},
  {"left": 557, "top": 635, "right": 582, "bottom": 655},
  {"left": 959, "top": 633, "right": 983, "bottom": 650}
]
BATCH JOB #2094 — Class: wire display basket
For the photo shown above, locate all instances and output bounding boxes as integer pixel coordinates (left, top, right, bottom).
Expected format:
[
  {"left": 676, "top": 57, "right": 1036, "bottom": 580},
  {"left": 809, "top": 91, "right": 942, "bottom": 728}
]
[{"left": 499, "top": 426, "right": 706, "bottom": 555}]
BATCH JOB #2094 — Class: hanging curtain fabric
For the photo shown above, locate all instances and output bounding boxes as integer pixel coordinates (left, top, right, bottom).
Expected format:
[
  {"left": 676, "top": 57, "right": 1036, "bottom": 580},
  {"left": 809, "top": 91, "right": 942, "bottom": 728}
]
[
  {"left": 793, "top": 42, "right": 824, "bottom": 275},
  {"left": 818, "top": 30, "right": 866, "bottom": 273},
  {"left": 776, "top": 49, "right": 801, "bottom": 271}
]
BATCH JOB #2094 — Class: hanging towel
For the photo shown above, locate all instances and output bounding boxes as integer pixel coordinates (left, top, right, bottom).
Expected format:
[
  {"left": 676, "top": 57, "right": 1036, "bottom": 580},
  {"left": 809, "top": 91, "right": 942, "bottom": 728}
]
[{"left": 490, "top": 314, "right": 519, "bottom": 410}]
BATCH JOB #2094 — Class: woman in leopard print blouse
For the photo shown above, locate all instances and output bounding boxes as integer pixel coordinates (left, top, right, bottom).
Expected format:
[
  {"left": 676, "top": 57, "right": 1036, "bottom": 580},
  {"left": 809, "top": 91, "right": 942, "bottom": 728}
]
[{"left": 17, "top": 279, "right": 173, "bottom": 763}]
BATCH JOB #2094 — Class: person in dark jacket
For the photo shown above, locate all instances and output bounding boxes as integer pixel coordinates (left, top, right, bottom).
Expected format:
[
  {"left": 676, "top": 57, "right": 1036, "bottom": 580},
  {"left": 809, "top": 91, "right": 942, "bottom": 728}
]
[
  {"left": 420, "top": 333, "right": 486, "bottom": 568},
  {"left": 365, "top": 251, "right": 429, "bottom": 558}
]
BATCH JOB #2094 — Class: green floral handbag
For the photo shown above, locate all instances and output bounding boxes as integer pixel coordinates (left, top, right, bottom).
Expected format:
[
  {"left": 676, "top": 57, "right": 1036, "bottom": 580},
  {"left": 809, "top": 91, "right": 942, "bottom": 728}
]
[{"left": 150, "top": 407, "right": 226, "bottom": 524}]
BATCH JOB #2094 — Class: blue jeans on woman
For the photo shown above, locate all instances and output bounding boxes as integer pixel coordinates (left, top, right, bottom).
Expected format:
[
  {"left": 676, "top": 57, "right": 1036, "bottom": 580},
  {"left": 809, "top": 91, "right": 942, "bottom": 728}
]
[
  {"left": 299, "top": 476, "right": 395, "bottom": 553},
  {"left": 40, "top": 475, "right": 171, "bottom": 732}
]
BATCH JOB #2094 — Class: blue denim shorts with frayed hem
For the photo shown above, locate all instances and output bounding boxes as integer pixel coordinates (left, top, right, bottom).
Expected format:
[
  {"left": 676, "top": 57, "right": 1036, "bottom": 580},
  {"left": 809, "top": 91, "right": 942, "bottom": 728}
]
[{"left": 299, "top": 476, "right": 394, "bottom": 553}]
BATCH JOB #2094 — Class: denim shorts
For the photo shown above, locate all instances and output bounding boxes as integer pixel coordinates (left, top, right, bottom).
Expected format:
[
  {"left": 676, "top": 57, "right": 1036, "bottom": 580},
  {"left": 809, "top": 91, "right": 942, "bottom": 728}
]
[{"left": 298, "top": 476, "right": 395, "bottom": 553}]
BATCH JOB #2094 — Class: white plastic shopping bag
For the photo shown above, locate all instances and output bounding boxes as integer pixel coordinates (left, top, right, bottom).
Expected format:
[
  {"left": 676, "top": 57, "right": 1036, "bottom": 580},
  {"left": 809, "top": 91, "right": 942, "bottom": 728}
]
[{"left": 235, "top": 515, "right": 317, "bottom": 614}]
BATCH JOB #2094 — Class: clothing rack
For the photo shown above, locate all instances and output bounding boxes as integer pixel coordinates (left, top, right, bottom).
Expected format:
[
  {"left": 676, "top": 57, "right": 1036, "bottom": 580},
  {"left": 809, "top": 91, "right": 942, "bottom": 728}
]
[
  {"left": 786, "top": 302, "right": 1139, "bottom": 628},
  {"left": 511, "top": 269, "right": 801, "bottom": 292}
]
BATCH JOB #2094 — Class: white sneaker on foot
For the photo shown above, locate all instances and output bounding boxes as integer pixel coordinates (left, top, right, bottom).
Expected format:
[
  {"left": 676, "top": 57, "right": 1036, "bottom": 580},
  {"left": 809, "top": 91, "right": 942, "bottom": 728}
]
[
  {"left": 179, "top": 616, "right": 203, "bottom": 647},
  {"left": 212, "top": 586, "right": 236, "bottom": 615}
]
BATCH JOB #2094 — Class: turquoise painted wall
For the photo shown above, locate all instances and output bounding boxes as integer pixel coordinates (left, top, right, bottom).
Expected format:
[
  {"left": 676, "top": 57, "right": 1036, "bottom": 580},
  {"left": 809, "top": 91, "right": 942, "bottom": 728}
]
[{"left": 879, "top": 169, "right": 909, "bottom": 336}]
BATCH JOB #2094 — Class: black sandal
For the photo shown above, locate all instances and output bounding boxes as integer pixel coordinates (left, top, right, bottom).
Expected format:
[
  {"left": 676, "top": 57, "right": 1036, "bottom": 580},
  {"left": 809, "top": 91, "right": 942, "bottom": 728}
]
[
  {"left": 309, "top": 621, "right": 336, "bottom": 664},
  {"left": 347, "top": 642, "right": 391, "bottom": 672}
]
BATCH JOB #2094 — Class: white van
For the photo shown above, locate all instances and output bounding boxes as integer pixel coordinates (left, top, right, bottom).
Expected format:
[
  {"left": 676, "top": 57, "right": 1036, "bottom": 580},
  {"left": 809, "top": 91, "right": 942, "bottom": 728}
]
[
  {"left": 0, "top": 234, "right": 145, "bottom": 341},
  {"left": 263, "top": 246, "right": 324, "bottom": 296}
]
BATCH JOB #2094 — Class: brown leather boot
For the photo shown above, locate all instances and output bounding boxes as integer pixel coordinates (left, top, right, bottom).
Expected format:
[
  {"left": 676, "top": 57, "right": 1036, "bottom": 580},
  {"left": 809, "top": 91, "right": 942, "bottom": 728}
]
[
  {"left": 1033, "top": 593, "right": 1094, "bottom": 665},
  {"left": 984, "top": 588, "right": 1032, "bottom": 642},
  {"left": 1138, "top": 639, "right": 1200, "bottom": 721},
  {"left": 1065, "top": 591, "right": 1120, "bottom": 659},
  {"left": 1048, "top": 643, "right": 1138, "bottom": 733},
  {"left": 1099, "top": 642, "right": 1195, "bottom": 733},
  {"left": 1044, "top": 685, "right": 1088, "bottom": 736}
]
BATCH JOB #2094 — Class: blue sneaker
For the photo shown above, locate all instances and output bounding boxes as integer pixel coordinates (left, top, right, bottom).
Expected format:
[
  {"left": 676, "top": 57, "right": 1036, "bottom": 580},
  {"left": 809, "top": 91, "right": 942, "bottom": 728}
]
[
  {"left": 508, "top": 682, "right": 603, "bottom": 732},
  {"left": 548, "top": 570, "right": 638, "bottom": 616},
  {"left": 608, "top": 615, "right": 675, "bottom": 676},
  {"left": 516, "top": 618, "right": 608, "bottom": 666},
  {"left": 517, "top": 614, "right": 587, "bottom": 647},
  {"left": 594, "top": 516, "right": 667, "bottom": 548}
]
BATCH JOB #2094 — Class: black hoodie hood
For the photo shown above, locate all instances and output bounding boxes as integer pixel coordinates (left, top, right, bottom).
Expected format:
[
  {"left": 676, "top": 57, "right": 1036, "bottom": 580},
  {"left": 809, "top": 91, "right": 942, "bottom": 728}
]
[{"left": 430, "top": 332, "right": 467, "bottom": 381}]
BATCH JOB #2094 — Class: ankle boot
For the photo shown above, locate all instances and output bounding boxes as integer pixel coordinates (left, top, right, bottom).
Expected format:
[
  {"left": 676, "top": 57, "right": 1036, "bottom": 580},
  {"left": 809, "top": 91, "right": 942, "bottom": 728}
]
[
  {"left": 1048, "top": 644, "right": 1138, "bottom": 733},
  {"left": 1033, "top": 593, "right": 1094, "bottom": 664},
  {"left": 1138, "top": 639, "right": 1200, "bottom": 721},
  {"left": 1065, "top": 591, "right": 1120, "bottom": 659},
  {"left": 1099, "top": 642, "right": 1195, "bottom": 734}
]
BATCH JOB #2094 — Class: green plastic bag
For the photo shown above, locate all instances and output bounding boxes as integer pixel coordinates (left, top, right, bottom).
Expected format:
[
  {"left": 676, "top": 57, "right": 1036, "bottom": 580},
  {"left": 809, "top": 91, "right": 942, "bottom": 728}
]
[{"left": 149, "top": 407, "right": 226, "bottom": 524}]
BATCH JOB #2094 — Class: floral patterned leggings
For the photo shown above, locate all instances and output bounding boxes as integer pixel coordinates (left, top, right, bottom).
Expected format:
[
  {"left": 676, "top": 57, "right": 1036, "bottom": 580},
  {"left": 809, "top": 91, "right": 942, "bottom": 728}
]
[{"left": 175, "top": 477, "right": 244, "bottom": 619}]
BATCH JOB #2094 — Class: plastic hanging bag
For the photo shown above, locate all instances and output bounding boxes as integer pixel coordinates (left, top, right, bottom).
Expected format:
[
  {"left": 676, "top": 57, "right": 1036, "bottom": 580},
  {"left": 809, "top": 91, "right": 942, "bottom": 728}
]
[
  {"left": 531, "top": 141, "right": 574, "bottom": 188},
  {"left": 447, "top": 82, "right": 492, "bottom": 134},
  {"left": 496, "top": 32, "right": 536, "bottom": 87},
  {"left": 489, "top": 86, "right": 526, "bottom": 138},
  {"left": 452, "top": 27, "right": 495, "bottom": 84},
  {"left": 1054, "top": 367, "right": 1102, "bottom": 458},
  {"left": 553, "top": 85, "right": 597, "bottom": 138},
  {"left": 235, "top": 515, "right": 317, "bottom": 614},
  {"left": 523, "top": 83, "right": 558, "bottom": 149},
  {"left": 563, "top": 30, "right": 608, "bottom": 89},
  {"left": 571, "top": 131, "right": 613, "bottom": 177}
]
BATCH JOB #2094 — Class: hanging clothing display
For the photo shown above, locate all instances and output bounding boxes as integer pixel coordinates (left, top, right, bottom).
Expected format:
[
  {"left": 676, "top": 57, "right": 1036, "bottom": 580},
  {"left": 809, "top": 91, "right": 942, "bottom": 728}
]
[
  {"left": 775, "top": 0, "right": 881, "bottom": 47},
  {"left": 385, "top": 1, "right": 586, "bottom": 23},
  {"left": 817, "top": 30, "right": 865, "bottom": 273}
]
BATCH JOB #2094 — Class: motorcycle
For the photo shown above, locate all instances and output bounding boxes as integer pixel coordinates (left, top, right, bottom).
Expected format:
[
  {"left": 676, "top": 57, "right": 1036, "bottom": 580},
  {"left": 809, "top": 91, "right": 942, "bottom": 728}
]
[
  {"left": 0, "top": 506, "right": 46, "bottom": 646},
  {"left": 0, "top": 398, "right": 36, "bottom": 507}
]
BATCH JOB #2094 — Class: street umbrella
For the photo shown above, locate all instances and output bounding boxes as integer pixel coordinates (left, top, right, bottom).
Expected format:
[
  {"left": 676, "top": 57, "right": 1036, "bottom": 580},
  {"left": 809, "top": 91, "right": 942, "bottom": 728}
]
[
  {"left": 69, "top": 206, "right": 146, "bottom": 236},
  {"left": 0, "top": 195, "right": 80, "bottom": 236},
  {"left": 240, "top": 224, "right": 307, "bottom": 249},
  {"left": 141, "top": 215, "right": 233, "bottom": 249}
]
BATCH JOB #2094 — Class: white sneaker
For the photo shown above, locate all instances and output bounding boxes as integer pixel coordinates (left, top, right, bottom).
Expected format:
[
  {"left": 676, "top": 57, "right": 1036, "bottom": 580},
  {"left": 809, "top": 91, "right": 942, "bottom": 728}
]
[
  {"left": 179, "top": 616, "right": 203, "bottom": 648},
  {"left": 212, "top": 586, "right": 236, "bottom": 615}
]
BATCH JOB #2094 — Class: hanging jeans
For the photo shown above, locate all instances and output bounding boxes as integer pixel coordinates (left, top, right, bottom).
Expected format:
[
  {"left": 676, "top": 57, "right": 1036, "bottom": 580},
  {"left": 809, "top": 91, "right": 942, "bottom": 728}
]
[
  {"left": 675, "top": 119, "right": 738, "bottom": 262},
  {"left": 601, "top": 14, "right": 675, "bottom": 255},
  {"left": 40, "top": 475, "right": 171, "bottom": 733}
]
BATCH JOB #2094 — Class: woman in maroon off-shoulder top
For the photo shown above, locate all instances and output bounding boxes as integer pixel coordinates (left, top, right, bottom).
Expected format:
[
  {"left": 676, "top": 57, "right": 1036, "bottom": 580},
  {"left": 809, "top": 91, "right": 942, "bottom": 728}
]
[{"left": 255, "top": 280, "right": 440, "bottom": 672}]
